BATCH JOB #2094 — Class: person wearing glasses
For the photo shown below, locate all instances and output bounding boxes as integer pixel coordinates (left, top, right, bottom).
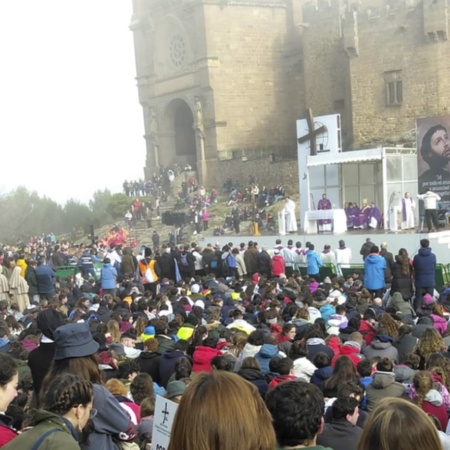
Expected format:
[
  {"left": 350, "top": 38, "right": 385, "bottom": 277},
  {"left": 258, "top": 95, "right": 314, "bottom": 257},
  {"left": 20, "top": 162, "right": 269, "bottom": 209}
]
[
  {"left": 39, "top": 323, "right": 136, "bottom": 450},
  {"left": 3, "top": 374, "right": 94, "bottom": 450}
]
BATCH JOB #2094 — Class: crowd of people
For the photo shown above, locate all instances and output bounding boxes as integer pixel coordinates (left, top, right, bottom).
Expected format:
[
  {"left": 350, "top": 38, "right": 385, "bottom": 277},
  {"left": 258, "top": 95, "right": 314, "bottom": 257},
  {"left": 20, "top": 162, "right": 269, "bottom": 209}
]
[{"left": 0, "top": 234, "right": 450, "bottom": 449}]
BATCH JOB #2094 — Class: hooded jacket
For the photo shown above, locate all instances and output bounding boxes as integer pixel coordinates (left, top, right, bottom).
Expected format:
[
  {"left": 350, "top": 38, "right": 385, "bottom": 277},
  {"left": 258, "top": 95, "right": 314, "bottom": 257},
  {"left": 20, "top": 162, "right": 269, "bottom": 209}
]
[
  {"left": 306, "top": 338, "right": 334, "bottom": 362},
  {"left": 237, "top": 367, "right": 268, "bottom": 398},
  {"left": 137, "top": 351, "right": 161, "bottom": 384},
  {"left": 366, "top": 371, "right": 405, "bottom": 411},
  {"left": 192, "top": 346, "right": 222, "bottom": 374},
  {"left": 158, "top": 349, "right": 187, "bottom": 388},
  {"left": 413, "top": 247, "right": 436, "bottom": 288},
  {"left": 331, "top": 341, "right": 363, "bottom": 368},
  {"left": 391, "top": 292, "right": 415, "bottom": 317},
  {"left": 419, "top": 389, "right": 449, "bottom": 431},
  {"left": 292, "top": 356, "right": 317, "bottom": 382},
  {"left": 255, "top": 344, "right": 282, "bottom": 374},
  {"left": 431, "top": 313, "right": 448, "bottom": 336},
  {"left": 363, "top": 254, "right": 386, "bottom": 290},
  {"left": 310, "top": 365, "right": 333, "bottom": 390},
  {"left": 363, "top": 337, "right": 399, "bottom": 363}
]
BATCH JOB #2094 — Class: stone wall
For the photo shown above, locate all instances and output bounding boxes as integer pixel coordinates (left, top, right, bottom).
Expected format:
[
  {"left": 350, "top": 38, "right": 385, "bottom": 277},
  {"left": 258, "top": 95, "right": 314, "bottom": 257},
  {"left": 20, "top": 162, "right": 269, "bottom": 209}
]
[
  {"left": 204, "top": 155, "right": 299, "bottom": 195},
  {"left": 303, "top": 0, "right": 450, "bottom": 149}
]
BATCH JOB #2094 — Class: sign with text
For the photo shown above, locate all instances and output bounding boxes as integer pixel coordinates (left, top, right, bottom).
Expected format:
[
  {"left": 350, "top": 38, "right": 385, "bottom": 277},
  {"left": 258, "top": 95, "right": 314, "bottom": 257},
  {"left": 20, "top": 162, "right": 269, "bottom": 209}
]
[
  {"left": 152, "top": 395, "right": 179, "bottom": 450},
  {"left": 417, "top": 115, "right": 450, "bottom": 205}
]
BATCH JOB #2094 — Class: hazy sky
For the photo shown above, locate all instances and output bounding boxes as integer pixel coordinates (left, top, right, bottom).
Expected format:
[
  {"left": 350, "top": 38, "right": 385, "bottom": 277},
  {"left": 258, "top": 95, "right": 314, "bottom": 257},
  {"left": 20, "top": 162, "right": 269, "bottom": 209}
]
[{"left": 0, "top": 1, "right": 145, "bottom": 205}]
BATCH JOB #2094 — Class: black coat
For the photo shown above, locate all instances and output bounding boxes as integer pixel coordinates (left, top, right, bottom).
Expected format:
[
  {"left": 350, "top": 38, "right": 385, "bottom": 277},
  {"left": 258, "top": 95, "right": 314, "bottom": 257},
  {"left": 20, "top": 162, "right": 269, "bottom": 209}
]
[
  {"left": 137, "top": 351, "right": 161, "bottom": 384},
  {"left": 391, "top": 257, "right": 414, "bottom": 300},
  {"left": 256, "top": 251, "right": 271, "bottom": 276},
  {"left": 237, "top": 368, "right": 268, "bottom": 398},
  {"left": 156, "top": 253, "right": 175, "bottom": 280}
]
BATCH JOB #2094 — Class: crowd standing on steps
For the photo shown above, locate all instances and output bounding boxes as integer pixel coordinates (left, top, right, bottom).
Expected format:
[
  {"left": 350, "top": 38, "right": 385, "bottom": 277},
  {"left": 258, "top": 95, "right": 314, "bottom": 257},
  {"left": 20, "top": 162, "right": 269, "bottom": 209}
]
[{"left": 1, "top": 233, "right": 450, "bottom": 449}]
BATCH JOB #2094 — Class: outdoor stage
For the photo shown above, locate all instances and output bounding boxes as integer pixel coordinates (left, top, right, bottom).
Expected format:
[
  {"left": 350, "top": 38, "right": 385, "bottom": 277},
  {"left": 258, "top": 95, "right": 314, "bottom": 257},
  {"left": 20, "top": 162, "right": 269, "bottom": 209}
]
[{"left": 202, "top": 226, "right": 450, "bottom": 266}]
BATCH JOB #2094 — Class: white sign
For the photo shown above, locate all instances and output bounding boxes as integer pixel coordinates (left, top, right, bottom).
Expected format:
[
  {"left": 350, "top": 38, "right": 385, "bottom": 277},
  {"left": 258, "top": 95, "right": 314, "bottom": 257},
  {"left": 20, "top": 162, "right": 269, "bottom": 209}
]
[
  {"left": 152, "top": 395, "right": 179, "bottom": 450},
  {"left": 297, "top": 113, "right": 342, "bottom": 229}
]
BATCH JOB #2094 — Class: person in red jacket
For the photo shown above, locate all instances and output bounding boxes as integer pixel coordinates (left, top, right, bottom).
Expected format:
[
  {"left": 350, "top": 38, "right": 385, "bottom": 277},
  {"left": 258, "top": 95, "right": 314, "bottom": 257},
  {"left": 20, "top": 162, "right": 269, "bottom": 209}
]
[
  {"left": 0, "top": 354, "right": 19, "bottom": 447},
  {"left": 192, "top": 337, "right": 222, "bottom": 374},
  {"left": 359, "top": 310, "right": 377, "bottom": 345},
  {"left": 331, "top": 332, "right": 364, "bottom": 369},
  {"left": 271, "top": 249, "right": 286, "bottom": 277},
  {"left": 411, "top": 370, "right": 449, "bottom": 432},
  {"left": 268, "top": 357, "right": 297, "bottom": 391}
]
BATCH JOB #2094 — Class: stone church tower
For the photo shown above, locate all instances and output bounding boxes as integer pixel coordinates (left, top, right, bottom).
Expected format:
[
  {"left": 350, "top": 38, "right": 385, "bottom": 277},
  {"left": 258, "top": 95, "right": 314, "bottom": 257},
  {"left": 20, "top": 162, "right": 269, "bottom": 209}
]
[
  {"left": 131, "top": 0, "right": 450, "bottom": 186},
  {"left": 130, "top": 0, "right": 304, "bottom": 185}
]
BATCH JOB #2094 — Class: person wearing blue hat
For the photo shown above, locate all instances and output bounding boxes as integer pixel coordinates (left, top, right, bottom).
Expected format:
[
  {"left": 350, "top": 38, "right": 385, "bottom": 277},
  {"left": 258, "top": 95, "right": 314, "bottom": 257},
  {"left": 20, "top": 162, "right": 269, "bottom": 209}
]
[{"left": 40, "top": 323, "right": 136, "bottom": 450}]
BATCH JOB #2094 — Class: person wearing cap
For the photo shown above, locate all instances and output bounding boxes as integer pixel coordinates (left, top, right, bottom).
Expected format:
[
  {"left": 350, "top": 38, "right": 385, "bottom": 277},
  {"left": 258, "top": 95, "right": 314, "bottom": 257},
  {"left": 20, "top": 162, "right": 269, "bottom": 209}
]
[
  {"left": 28, "top": 309, "right": 66, "bottom": 397},
  {"left": 165, "top": 380, "right": 187, "bottom": 403},
  {"left": 40, "top": 323, "right": 136, "bottom": 450}
]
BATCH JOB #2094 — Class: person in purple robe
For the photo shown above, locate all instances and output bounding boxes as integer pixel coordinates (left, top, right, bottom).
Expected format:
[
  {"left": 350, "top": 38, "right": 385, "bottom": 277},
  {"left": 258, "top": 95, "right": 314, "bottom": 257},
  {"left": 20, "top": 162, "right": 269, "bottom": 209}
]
[
  {"left": 367, "top": 202, "right": 382, "bottom": 228},
  {"left": 353, "top": 201, "right": 367, "bottom": 229},
  {"left": 318, "top": 193, "right": 332, "bottom": 231}
]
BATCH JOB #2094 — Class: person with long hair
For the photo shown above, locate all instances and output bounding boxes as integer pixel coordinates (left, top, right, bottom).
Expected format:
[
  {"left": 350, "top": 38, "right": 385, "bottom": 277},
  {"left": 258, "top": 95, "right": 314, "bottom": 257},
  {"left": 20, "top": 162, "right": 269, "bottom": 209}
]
[
  {"left": 410, "top": 370, "right": 449, "bottom": 431},
  {"left": 378, "top": 313, "right": 399, "bottom": 339},
  {"left": 40, "top": 323, "right": 135, "bottom": 450},
  {"left": 357, "top": 397, "right": 443, "bottom": 450},
  {"left": 4, "top": 374, "right": 93, "bottom": 450},
  {"left": 322, "top": 355, "right": 359, "bottom": 398},
  {"left": 414, "top": 327, "right": 445, "bottom": 370},
  {"left": 390, "top": 248, "right": 414, "bottom": 302},
  {"left": 168, "top": 371, "right": 276, "bottom": 450}
]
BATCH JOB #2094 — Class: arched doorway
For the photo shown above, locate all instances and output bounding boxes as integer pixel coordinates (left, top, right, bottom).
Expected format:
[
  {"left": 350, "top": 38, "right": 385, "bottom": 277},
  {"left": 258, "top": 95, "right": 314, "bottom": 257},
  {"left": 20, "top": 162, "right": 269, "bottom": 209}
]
[{"left": 162, "top": 99, "right": 197, "bottom": 168}]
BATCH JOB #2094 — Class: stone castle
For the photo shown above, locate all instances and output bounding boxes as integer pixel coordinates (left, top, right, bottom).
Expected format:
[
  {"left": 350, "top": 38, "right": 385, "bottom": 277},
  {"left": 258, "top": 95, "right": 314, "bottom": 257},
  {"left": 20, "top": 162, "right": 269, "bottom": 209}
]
[{"left": 130, "top": 0, "right": 450, "bottom": 188}]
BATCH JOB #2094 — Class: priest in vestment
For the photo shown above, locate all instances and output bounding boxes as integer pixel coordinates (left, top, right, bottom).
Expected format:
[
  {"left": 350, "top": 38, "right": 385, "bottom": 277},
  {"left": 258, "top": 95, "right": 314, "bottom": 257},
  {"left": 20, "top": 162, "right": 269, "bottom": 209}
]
[
  {"left": 368, "top": 202, "right": 382, "bottom": 229},
  {"left": 401, "top": 192, "right": 416, "bottom": 230},
  {"left": 318, "top": 193, "right": 332, "bottom": 231},
  {"left": 284, "top": 196, "right": 298, "bottom": 233}
]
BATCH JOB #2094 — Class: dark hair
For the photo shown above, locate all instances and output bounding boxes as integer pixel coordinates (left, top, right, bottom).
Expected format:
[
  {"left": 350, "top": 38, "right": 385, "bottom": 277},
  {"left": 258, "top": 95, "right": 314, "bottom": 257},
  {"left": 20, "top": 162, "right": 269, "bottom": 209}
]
[
  {"left": 313, "top": 352, "right": 331, "bottom": 369},
  {"left": 420, "top": 239, "right": 430, "bottom": 248},
  {"left": 377, "top": 357, "right": 393, "bottom": 372},
  {"left": 289, "top": 340, "right": 308, "bottom": 359},
  {"left": 370, "top": 245, "right": 379, "bottom": 254},
  {"left": 247, "top": 330, "right": 265, "bottom": 346},
  {"left": 331, "top": 396, "right": 359, "bottom": 420},
  {"left": 41, "top": 374, "right": 93, "bottom": 415},
  {"left": 211, "top": 356, "right": 233, "bottom": 372},
  {"left": 117, "top": 360, "right": 140, "bottom": 380},
  {"left": 421, "top": 124, "right": 447, "bottom": 167},
  {"left": 357, "top": 359, "right": 373, "bottom": 377},
  {"left": 175, "top": 357, "right": 192, "bottom": 380},
  {"left": 0, "top": 353, "right": 18, "bottom": 387},
  {"left": 130, "top": 373, "right": 154, "bottom": 405},
  {"left": 269, "top": 357, "right": 293, "bottom": 375},
  {"left": 266, "top": 381, "right": 324, "bottom": 447},
  {"left": 337, "top": 380, "right": 363, "bottom": 399}
]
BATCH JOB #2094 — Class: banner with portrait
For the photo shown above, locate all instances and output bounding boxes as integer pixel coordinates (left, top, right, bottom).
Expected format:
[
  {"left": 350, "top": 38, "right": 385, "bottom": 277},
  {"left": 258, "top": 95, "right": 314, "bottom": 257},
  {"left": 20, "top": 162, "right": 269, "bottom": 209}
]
[{"left": 417, "top": 115, "right": 450, "bottom": 205}]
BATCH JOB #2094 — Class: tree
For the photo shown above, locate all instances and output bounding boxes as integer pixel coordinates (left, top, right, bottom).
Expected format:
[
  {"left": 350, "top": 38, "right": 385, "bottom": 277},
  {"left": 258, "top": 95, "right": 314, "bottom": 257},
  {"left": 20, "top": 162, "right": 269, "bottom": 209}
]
[{"left": 107, "top": 193, "right": 131, "bottom": 219}]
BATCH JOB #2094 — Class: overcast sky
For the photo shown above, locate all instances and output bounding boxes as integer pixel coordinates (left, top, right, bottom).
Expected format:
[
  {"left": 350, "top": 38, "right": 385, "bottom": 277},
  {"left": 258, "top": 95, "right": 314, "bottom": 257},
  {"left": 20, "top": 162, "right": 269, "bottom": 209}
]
[{"left": 0, "top": 1, "right": 145, "bottom": 205}]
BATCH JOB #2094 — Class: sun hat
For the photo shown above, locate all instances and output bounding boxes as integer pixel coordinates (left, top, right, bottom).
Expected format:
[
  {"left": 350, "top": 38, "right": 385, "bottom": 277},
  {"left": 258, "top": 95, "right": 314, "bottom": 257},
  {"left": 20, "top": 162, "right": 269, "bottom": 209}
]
[{"left": 53, "top": 323, "right": 99, "bottom": 360}]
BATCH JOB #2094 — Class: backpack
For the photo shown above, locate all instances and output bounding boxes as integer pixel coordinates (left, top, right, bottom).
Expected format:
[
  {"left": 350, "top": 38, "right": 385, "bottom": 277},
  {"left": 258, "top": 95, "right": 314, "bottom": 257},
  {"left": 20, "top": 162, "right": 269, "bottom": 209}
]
[
  {"left": 180, "top": 253, "right": 189, "bottom": 267},
  {"left": 210, "top": 255, "right": 219, "bottom": 269}
]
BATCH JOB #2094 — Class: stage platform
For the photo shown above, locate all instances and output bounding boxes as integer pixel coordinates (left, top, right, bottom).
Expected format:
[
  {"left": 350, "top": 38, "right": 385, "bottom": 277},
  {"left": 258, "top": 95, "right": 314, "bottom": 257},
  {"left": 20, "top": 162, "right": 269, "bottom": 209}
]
[{"left": 201, "top": 227, "right": 450, "bottom": 266}]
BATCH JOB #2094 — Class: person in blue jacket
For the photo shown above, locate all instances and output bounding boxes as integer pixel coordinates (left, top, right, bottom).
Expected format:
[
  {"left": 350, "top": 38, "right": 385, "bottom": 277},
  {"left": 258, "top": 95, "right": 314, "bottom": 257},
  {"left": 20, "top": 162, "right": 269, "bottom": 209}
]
[
  {"left": 100, "top": 258, "right": 117, "bottom": 296},
  {"left": 35, "top": 258, "right": 56, "bottom": 300},
  {"left": 363, "top": 245, "right": 386, "bottom": 298},
  {"left": 306, "top": 244, "right": 323, "bottom": 279}
]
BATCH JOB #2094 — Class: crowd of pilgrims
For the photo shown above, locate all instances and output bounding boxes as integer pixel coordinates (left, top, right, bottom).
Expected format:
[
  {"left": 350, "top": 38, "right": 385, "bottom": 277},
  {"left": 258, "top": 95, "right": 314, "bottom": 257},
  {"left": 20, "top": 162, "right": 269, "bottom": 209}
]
[{"left": 2, "top": 237, "right": 450, "bottom": 449}]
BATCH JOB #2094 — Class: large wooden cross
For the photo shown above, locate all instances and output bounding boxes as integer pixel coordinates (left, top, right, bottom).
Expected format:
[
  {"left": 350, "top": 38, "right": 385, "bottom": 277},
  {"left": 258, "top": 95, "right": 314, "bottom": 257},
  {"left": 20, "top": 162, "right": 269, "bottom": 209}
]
[{"left": 297, "top": 108, "right": 327, "bottom": 156}]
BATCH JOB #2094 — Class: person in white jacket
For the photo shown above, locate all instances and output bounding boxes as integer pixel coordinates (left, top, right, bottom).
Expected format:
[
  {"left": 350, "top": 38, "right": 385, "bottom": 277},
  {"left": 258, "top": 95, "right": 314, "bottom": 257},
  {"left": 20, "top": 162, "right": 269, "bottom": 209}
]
[{"left": 417, "top": 190, "right": 441, "bottom": 232}]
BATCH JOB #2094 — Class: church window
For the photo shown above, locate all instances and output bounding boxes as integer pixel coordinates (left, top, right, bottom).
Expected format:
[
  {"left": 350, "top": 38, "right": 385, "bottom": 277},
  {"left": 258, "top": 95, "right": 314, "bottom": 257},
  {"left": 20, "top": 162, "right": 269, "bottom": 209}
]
[
  {"left": 169, "top": 34, "right": 187, "bottom": 69},
  {"left": 384, "top": 70, "right": 403, "bottom": 106}
]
